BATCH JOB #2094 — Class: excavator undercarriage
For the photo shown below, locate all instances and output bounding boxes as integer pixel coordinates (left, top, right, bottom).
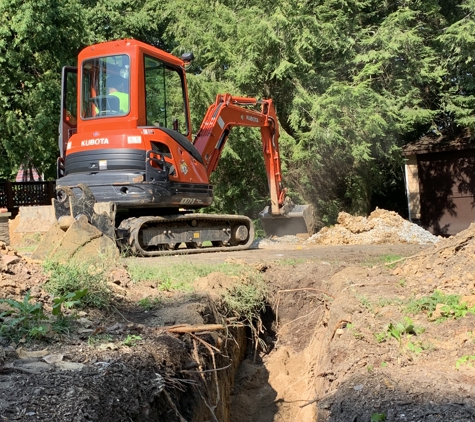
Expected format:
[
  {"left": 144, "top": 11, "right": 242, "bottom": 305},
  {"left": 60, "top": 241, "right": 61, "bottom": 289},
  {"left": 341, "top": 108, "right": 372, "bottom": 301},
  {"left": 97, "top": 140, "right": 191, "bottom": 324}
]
[{"left": 51, "top": 184, "right": 254, "bottom": 257}]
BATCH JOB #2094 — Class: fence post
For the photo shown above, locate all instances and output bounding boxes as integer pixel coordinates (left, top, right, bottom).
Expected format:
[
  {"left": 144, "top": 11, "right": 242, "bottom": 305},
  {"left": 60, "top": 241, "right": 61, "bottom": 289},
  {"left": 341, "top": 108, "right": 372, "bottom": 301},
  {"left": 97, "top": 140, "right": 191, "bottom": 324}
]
[
  {"left": 5, "top": 181, "right": 14, "bottom": 212},
  {"left": 47, "top": 181, "right": 56, "bottom": 205}
]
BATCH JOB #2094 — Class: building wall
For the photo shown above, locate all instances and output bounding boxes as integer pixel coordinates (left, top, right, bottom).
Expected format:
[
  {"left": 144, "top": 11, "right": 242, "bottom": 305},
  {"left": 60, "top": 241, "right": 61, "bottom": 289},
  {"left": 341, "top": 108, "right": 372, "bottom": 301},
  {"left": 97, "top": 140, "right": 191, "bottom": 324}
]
[
  {"left": 404, "top": 154, "right": 421, "bottom": 221},
  {"left": 416, "top": 149, "right": 475, "bottom": 236}
]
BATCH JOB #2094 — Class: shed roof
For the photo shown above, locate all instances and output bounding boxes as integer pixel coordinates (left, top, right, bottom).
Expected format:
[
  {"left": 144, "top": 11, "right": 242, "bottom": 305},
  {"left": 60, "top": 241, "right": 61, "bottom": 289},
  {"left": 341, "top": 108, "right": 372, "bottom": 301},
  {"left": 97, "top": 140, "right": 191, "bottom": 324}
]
[{"left": 402, "top": 127, "right": 475, "bottom": 156}]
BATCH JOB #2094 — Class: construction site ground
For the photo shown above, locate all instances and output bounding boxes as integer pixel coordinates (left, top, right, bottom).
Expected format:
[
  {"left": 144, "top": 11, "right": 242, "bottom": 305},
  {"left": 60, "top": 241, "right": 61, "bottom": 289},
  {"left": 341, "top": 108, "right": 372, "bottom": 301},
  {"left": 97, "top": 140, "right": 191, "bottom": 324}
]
[{"left": 1, "top": 209, "right": 475, "bottom": 421}]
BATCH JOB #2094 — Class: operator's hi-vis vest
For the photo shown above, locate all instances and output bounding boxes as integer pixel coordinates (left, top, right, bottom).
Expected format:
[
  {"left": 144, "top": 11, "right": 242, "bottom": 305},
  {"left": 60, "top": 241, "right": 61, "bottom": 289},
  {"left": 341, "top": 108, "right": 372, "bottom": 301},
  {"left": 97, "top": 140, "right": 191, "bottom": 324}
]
[{"left": 110, "top": 91, "right": 129, "bottom": 114}]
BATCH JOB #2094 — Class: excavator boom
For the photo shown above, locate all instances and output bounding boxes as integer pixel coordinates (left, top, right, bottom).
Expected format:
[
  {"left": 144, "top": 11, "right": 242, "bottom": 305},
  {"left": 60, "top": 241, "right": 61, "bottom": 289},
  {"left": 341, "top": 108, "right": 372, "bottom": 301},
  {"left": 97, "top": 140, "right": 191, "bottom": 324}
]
[{"left": 194, "top": 94, "right": 313, "bottom": 236}]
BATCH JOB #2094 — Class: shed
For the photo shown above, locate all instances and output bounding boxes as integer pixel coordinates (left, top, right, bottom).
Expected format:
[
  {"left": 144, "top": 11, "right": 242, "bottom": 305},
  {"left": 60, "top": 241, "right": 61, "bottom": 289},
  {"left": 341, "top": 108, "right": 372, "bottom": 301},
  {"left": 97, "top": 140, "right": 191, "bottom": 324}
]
[{"left": 403, "top": 128, "right": 475, "bottom": 236}]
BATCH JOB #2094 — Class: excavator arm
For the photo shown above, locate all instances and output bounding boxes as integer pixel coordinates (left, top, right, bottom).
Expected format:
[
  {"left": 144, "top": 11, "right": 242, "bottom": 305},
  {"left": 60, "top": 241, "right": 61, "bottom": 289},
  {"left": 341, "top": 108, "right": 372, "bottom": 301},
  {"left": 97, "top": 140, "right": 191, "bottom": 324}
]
[
  {"left": 194, "top": 94, "right": 313, "bottom": 236},
  {"left": 194, "top": 94, "right": 285, "bottom": 215}
]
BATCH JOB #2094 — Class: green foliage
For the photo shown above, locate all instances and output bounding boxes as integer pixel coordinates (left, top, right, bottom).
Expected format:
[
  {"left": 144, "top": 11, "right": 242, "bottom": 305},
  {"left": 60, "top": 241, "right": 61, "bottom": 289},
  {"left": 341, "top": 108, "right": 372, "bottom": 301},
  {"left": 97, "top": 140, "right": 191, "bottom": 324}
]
[
  {"left": 137, "top": 296, "right": 162, "bottom": 310},
  {"left": 0, "top": 292, "right": 48, "bottom": 339},
  {"left": 375, "top": 317, "right": 421, "bottom": 344},
  {"left": 123, "top": 334, "right": 142, "bottom": 347},
  {"left": 1, "top": 0, "right": 475, "bottom": 226},
  {"left": 0, "top": 0, "right": 87, "bottom": 179},
  {"left": 456, "top": 355, "right": 475, "bottom": 369},
  {"left": 405, "top": 290, "right": 475, "bottom": 321},
  {"left": 43, "top": 261, "right": 111, "bottom": 309},
  {"left": 371, "top": 413, "right": 386, "bottom": 422},
  {"left": 52, "top": 289, "right": 88, "bottom": 317}
]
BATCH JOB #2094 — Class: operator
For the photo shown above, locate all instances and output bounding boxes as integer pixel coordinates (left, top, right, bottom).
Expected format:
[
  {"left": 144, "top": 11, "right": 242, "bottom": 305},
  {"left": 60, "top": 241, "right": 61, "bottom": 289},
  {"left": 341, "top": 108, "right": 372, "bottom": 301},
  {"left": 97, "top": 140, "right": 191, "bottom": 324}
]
[{"left": 107, "top": 75, "right": 129, "bottom": 114}]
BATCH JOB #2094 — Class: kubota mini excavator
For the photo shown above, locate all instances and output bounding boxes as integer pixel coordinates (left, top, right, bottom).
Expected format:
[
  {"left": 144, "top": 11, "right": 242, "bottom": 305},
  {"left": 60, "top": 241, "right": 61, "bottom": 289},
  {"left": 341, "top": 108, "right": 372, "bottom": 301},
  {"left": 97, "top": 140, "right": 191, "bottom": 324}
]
[{"left": 55, "top": 39, "right": 312, "bottom": 256}]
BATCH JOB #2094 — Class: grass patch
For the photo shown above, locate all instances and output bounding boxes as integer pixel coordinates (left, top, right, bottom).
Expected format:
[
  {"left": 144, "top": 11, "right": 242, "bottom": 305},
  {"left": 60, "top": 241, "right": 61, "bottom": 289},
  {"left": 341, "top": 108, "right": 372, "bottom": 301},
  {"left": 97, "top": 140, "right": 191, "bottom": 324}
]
[
  {"left": 221, "top": 277, "right": 267, "bottom": 323},
  {"left": 277, "top": 258, "right": 307, "bottom": 266},
  {"left": 87, "top": 333, "right": 113, "bottom": 347},
  {"left": 405, "top": 290, "right": 475, "bottom": 321},
  {"left": 43, "top": 260, "right": 112, "bottom": 309},
  {"left": 363, "top": 254, "right": 403, "bottom": 268},
  {"left": 128, "top": 262, "right": 253, "bottom": 291},
  {"left": 137, "top": 296, "right": 162, "bottom": 310}
]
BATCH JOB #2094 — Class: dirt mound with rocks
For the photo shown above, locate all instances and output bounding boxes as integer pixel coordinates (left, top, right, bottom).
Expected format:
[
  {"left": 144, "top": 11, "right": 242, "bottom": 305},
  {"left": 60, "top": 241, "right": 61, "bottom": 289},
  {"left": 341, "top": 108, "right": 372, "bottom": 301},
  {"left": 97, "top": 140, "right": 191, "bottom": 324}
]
[
  {"left": 0, "top": 241, "right": 46, "bottom": 300},
  {"left": 305, "top": 208, "right": 440, "bottom": 245},
  {"left": 395, "top": 221, "right": 475, "bottom": 296}
]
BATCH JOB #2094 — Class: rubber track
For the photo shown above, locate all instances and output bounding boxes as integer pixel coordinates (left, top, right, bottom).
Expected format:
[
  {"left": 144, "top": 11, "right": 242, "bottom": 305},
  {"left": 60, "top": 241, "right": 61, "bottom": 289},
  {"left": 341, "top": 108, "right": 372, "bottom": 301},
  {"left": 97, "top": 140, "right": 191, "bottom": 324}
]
[{"left": 118, "top": 213, "right": 255, "bottom": 257}]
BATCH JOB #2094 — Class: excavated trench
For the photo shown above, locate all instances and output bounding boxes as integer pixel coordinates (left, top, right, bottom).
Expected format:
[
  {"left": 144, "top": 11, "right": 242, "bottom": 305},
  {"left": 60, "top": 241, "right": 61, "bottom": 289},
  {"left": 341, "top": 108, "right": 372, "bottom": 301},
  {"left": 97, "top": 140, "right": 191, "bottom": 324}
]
[{"left": 143, "top": 293, "right": 330, "bottom": 422}]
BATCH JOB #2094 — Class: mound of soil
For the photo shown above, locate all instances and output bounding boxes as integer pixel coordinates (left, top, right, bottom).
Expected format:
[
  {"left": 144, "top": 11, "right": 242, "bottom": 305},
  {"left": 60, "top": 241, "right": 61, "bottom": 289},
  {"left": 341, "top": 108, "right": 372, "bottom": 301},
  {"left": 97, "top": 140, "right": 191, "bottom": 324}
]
[{"left": 305, "top": 208, "right": 440, "bottom": 245}]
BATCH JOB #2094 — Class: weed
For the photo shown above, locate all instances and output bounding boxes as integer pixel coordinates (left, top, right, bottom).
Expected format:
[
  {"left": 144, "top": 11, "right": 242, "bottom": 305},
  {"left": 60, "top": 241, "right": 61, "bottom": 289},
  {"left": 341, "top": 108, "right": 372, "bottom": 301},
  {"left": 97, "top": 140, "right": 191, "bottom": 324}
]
[
  {"left": 0, "top": 292, "right": 48, "bottom": 340},
  {"left": 406, "top": 290, "right": 475, "bottom": 321},
  {"left": 374, "top": 332, "right": 387, "bottom": 343},
  {"left": 371, "top": 413, "right": 386, "bottom": 421},
  {"left": 157, "top": 277, "right": 174, "bottom": 291},
  {"left": 137, "top": 296, "right": 162, "bottom": 310},
  {"left": 357, "top": 295, "right": 374, "bottom": 312},
  {"left": 407, "top": 341, "right": 423, "bottom": 354},
  {"left": 87, "top": 334, "right": 113, "bottom": 347},
  {"left": 367, "top": 365, "right": 374, "bottom": 372},
  {"left": 398, "top": 279, "right": 407, "bottom": 288},
  {"left": 375, "top": 317, "right": 422, "bottom": 344},
  {"left": 377, "top": 297, "right": 403, "bottom": 308},
  {"left": 346, "top": 323, "right": 364, "bottom": 338},
  {"left": 221, "top": 277, "right": 267, "bottom": 322},
  {"left": 364, "top": 254, "right": 402, "bottom": 268},
  {"left": 52, "top": 289, "right": 88, "bottom": 317},
  {"left": 220, "top": 274, "right": 267, "bottom": 357},
  {"left": 381, "top": 254, "right": 403, "bottom": 268},
  {"left": 0, "top": 290, "right": 87, "bottom": 341},
  {"left": 43, "top": 261, "right": 111, "bottom": 309},
  {"left": 455, "top": 355, "right": 475, "bottom": 369},
  {"left": 380, "top": 362, "right": 388, "bottom": 367},
  {"left": 123, "top": 334, "right": 142, "bottom": 347}
]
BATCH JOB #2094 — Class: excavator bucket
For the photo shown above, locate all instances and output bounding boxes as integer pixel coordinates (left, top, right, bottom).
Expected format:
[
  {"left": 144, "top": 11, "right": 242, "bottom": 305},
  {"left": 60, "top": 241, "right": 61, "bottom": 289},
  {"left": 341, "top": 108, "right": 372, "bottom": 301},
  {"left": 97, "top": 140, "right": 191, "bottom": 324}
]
[{"left": 259, "top": 204, "right": 314, "bottom": 238}]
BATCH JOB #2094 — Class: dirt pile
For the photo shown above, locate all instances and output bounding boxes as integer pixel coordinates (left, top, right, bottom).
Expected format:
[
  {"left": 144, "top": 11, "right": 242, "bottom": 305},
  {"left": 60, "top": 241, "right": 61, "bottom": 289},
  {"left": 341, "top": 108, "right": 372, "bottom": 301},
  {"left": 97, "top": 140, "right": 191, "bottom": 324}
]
[
  {"left": 305, "top": 208, "right": 440, "bottom": 245},
  {"left": 395, "top": 221, "right": 475, "bottom": 296},
  {"left": 0, "top": 241, "right": 46, "bottom": 299}
]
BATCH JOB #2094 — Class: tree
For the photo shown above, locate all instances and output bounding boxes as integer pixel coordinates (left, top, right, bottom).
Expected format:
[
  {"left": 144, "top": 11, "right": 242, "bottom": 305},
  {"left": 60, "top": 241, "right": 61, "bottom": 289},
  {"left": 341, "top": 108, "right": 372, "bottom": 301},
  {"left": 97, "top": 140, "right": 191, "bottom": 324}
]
[{"left": 0, "top": 0, "right": 86, "bottom": 179}]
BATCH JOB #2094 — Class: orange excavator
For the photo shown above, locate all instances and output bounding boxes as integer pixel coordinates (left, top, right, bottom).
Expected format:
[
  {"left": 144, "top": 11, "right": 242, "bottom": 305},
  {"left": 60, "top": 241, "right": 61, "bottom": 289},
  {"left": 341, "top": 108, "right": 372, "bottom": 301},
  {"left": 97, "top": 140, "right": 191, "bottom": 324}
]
[{"left": 55, "top": 39, "right": 312, "bottom": 256}]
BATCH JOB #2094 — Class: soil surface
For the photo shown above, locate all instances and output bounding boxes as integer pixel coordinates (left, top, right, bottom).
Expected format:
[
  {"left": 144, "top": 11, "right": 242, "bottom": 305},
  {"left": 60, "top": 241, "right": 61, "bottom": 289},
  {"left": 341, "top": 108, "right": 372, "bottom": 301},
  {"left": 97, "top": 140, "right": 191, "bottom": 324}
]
[{"left": 2, "top": 209, "right": 475, "bottom": 421}]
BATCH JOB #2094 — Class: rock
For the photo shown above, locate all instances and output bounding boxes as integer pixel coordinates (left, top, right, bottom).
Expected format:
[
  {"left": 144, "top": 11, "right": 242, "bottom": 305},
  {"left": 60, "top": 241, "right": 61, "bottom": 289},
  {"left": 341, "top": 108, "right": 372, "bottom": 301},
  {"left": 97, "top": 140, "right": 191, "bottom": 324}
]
[
  {"left": 16, "top": 348, "right": 49, "bottom": 359},
  {"left": 55, "top": 361, "right": 84, "bottom": 371},
  {"left": 2, "top": 255, "right": 20, "bottom": 267},
  {"left": 430, "top": 303, "right": 449, "bottom": 321},
  {"left": 78, "top": 318, "right": 94, "bottom": 328},
  {"left": 461, "top": 295, "right": 475, "bottom": 308},
  {"left": 43, "top": 354, "right": 64, "bottom": 364}
]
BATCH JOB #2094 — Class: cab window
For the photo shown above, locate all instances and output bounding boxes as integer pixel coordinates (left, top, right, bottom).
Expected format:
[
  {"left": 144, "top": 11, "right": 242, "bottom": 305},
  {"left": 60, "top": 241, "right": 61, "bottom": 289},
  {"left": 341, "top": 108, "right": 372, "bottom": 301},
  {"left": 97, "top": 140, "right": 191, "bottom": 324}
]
[
  {"left": 144, "top": 55, "right": 188, "bottom": 135},
  {"left": 81, "top": 54, "right": 130, "bottom": 118}
]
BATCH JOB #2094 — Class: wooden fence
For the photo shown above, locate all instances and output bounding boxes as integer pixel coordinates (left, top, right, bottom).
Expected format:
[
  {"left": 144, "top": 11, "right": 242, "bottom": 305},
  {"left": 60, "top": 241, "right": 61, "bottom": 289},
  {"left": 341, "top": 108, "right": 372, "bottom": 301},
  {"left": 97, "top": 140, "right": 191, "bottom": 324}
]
[{"left": 0, "top": 181, "right": 56, "bottom": 215}]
